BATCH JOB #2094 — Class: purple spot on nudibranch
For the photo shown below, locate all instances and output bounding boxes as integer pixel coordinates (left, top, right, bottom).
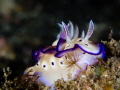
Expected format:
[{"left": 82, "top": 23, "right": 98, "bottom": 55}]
[
  {"left": 60, "top": 62, "right": 63, "bottom": 65},
  {"left": 43, "top": 65, "right": 46, "bottom": 68},
  {"left": 79, "top": 39, "right": 82, "bottom": 41},
  {"left": 65, "top": 55, "right": 67, "bottom": 59},
  {"left": 66, "top": 45, "right": 70, "bottom": 48},
  {"left": 85, "top": 44, "right": 88, "bottom": 46},
  {"left": 51, "top": 62, "right": 54, "bottom": 66},
  {"left": 36, "top": 63, "right": 39, "bottom": 66},
  {"left": 83, "top": 52, "right": 85, "bottom": 54}
]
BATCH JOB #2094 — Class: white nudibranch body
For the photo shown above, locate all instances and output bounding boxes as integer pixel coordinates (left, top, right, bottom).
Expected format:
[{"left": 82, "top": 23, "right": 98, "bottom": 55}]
[
  {"left": 25, "top": 53, "right": 84, "bottom": 86},
  {"left": 24, "top": 20, "right": 106, "bottom": 87}
]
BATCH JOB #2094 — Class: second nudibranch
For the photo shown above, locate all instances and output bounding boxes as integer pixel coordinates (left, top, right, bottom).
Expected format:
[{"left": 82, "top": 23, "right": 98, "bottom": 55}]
[{"left": 54, "top": 20, "right": 106, "bottom": 59}]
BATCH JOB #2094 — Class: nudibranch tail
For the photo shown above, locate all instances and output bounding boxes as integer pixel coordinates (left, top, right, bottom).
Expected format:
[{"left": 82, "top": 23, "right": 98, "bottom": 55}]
[{"left": 84, "top": 20, "right": 94, "bottom": 40}]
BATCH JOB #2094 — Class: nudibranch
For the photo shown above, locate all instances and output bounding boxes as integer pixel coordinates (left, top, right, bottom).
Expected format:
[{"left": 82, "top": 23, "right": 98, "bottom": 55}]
[
  {"left": 24, "top": 20, "right": 106, "bottom": 88},
  {"left": 54, "top": 20, "right": 106, "bottom": 59},
  {"left": 25, "top": 46, "right": 91, "bottom": 86}
]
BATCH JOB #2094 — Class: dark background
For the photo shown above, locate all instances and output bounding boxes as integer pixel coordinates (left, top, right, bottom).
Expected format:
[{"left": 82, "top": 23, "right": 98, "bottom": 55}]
[{"left": 0, "top": 0, "right": 120, "bottom": 80}]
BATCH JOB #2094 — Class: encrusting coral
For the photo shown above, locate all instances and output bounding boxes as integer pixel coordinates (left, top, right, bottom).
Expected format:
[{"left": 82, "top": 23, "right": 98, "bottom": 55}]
[{"left": 0, "top": 23, "right": 120, "bottom": 90}]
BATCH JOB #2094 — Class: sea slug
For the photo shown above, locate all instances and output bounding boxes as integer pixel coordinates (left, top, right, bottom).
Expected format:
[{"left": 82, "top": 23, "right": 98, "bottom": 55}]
[{"left": 24, "top": 20, "right": 106, "bottom": 88}]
